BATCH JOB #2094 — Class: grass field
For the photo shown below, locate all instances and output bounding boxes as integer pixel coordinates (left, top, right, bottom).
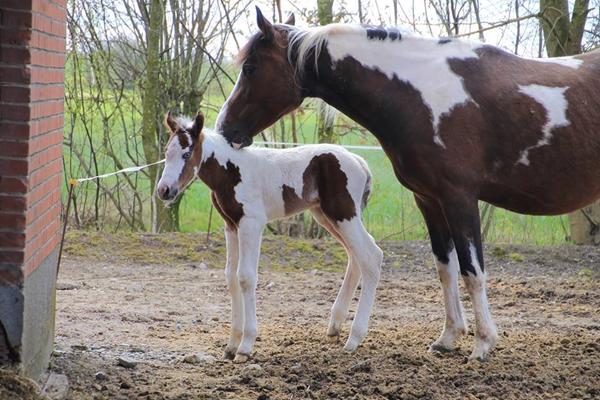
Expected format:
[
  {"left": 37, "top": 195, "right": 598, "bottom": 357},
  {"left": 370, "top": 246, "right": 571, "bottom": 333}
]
[{"left": 64, "top": 80, "right": 570, "bottom": 245}]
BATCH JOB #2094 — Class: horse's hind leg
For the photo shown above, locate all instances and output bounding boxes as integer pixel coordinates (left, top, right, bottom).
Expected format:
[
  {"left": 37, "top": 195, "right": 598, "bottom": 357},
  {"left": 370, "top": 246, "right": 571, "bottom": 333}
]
[
  {"left": 334, "top": 216, "right": 383, "bottom": 352},
  {"left": 310, "top": 208, "right": 360, "bottom": 340}
]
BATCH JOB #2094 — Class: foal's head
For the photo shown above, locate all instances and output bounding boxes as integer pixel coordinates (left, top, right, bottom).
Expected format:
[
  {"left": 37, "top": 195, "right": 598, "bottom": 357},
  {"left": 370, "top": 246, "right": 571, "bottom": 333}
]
[
  {"left": 217, "top": 7, "right": 303, "bottom": 148},
  {"left": 156, "top": 111, "right": 204, "bottom": 203}
]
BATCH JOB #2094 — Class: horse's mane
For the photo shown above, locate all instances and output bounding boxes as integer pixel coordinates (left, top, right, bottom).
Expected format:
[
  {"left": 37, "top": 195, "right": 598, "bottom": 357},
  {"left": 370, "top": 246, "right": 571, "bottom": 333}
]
[
  {"left": 288, "top": 24, "right": 363, "bottom": 74},
  {"left": 288, "top": 24, "right": 415, "bottom": 74}
]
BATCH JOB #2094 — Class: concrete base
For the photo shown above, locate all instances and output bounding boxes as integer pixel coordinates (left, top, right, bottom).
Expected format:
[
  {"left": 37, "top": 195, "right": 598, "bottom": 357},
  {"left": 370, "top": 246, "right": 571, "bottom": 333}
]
[{"left": 0, "top": 247, "right": 58, "bottom": 380}]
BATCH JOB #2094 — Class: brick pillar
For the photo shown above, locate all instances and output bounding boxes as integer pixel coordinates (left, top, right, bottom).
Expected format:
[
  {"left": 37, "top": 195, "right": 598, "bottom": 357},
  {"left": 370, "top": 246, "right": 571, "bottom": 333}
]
[{"left": 0, "top": 0, "right": 65, "bottom": 379}]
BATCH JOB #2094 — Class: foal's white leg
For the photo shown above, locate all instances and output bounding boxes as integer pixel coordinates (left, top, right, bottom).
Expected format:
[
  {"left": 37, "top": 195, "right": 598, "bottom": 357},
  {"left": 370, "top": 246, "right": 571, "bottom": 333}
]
[
  {"left": 336, "top": 218, "right": 383, "bottom": 352},
  {"left": 309, "top": 209, "right": 360, "bottom": 339},
  {"left": 429, "top": 248, "right": 468, "bottom": 352},
  {"left": 327, "top": 256, "right": 360, "bottom": 339},
  {"left": 233, "top": 217, "right": 264, "bottom": 363},
  {"left": 223, "top": 226, "right": 242, "bottom": 360}
]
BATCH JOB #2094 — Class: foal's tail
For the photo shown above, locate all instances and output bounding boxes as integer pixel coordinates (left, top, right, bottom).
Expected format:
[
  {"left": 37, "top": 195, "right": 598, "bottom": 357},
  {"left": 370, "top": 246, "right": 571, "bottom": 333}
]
[{"left": 352, "top": 154, "right": 372, "bottom": 212}]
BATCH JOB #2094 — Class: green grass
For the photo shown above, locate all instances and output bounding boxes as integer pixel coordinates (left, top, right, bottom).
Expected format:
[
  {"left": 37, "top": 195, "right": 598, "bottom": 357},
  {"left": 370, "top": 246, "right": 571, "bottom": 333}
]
[{"left": 64, "top": 74, "right": 570, "bottom": 245}]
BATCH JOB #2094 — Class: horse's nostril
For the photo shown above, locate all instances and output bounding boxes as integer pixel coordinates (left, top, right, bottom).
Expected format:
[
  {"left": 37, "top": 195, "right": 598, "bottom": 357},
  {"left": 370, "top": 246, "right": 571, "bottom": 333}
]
[{"left": 157, "top": 186, "right": 169, "bottom": 199}]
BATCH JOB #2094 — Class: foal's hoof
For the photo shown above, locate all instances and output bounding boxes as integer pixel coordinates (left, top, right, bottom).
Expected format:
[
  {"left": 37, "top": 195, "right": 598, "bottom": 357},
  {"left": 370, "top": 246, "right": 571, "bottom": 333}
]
[
  {"left": 233, "top": 353, "right": 250, "bottom": 364},
  {"left": 468, "top": 352, "right": 489, "bottom": 363},
  {"left": 327, "top": 333, "right": 340, "bottom": 343},
  {"left": 343, "top": 338, "right": 360, "bottom": 353},
  {"left": 223, "top": 350, "right": 236, "bottom": 360}
]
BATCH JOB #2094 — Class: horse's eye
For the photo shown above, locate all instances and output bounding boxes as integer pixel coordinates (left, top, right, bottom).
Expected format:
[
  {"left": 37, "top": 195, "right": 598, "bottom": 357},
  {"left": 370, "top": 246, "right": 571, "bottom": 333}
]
[
  {"left": 183, "top": 152, "right": 191, "bottom": 160},
  {"left": 242, "top": 64, "right": 256, "bottom": 76}
]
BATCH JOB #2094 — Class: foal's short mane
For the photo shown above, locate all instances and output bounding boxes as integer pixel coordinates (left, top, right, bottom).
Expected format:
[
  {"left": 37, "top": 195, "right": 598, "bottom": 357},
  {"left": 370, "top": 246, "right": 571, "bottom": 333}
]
[{"left": 175, "top": 116, "right": 194, "bottom": 130}]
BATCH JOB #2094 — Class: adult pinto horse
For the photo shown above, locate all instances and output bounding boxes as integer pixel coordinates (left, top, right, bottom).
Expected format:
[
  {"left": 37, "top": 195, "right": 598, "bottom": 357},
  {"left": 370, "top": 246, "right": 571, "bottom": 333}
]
[{"left": 216, "top": 8, "right": 600, "bottom": 361}]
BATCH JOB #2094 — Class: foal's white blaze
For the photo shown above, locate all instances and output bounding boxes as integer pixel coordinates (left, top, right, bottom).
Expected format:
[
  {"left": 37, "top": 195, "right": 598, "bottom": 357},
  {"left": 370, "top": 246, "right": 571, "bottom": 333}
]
[
  {"left": 431, "top": 248, "right": 467, "bottom": 350},
  {"left": 158, "top": 135, "right": 187, "bottom": 189},
  {"left": 325, "top": 30, "right": 481, "bottom": 147},
  {"left": 465, "top": 241, "right": 497, "bottom": 360},
  {"left": 517, "top": 84, "right": 570, "bottom": 166}
]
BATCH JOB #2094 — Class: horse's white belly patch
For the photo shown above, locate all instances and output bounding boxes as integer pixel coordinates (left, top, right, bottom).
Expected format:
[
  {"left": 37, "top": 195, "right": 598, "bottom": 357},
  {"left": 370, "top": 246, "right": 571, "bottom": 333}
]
[
  {"left": 517, "top": 84, "right": 570, "bottom": 166},
  {"left": 326, "top": 36, "right": 480, "bottom": 148}
]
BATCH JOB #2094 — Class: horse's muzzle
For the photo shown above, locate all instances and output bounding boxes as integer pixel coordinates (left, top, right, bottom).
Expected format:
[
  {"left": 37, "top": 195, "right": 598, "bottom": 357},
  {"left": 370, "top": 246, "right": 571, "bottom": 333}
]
[
  {"left": 157, "top": 185, "right": 178, "bottom": 201},
  {"left": 220, "top": 126, "right": 254, "bottom": 149}
]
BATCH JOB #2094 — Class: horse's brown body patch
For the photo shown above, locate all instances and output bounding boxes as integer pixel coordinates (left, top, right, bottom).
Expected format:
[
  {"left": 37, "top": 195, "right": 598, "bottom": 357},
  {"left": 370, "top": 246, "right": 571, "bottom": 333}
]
[
  {"left": 199, "top": 154, "right": 244, "bottom": 227},
  {"left": 302, "top": 153, "right": 357, "bottom": 222}
]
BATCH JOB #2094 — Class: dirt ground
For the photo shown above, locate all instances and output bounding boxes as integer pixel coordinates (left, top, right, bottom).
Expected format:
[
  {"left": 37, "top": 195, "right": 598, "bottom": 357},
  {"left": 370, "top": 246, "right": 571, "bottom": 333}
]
[{"left": 22, "top": 232, "right": 600, "bottom": 399}]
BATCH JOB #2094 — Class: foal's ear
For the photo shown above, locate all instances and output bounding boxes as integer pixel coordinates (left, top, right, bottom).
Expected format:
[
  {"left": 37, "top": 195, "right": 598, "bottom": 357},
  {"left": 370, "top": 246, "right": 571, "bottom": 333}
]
[
  {"left": 256, "top": 6, "right": 274, "bottom": 41},
  {"left": 284, "top": 13, "right": 295, "bottom": 26},
  {"left": 164, "top": 111, "right": 179, "bottom": 134},
  {"left": 189, "top": 111, "right": 205, "bottom": 138}
]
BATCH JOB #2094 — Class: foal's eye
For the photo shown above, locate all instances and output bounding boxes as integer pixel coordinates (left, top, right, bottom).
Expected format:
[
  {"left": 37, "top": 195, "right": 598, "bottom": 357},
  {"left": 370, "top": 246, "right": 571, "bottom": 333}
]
[
  {"left": 183, "top": 152, "right": 191, "bottom": 160},
  {"left": 242, "top": 64, "right": 256, "bottom": 76}
]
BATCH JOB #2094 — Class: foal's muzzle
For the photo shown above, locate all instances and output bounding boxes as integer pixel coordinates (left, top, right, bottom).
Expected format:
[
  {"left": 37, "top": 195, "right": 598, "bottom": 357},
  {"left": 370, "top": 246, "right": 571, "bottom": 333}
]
[{"left": 157, "top": 185, "right": 178, "bottom": 201}]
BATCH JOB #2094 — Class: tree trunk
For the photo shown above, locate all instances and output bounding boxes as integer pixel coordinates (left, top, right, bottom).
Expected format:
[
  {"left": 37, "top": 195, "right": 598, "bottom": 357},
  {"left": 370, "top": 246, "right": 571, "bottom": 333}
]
[
  {"left": 540, "top": 0, "right": 599, "bottom": 244},
  {"left": 315, "top": 0, "right": 336, "bottom": 145},
  {"left": 141, "top": 0, "right": 178, "bottom": 232},
  {"left": 317, "top": 0, "right": 334, "bottom": 24},
  {"left": 540, "top": 0, "right": 590, "bottom": 56}
]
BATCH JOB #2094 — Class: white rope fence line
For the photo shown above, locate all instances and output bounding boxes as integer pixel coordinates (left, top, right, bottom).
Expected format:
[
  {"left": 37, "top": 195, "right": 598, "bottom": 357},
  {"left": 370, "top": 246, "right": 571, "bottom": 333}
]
[
  {"left": 67, "top": 141, "right": 383, "bottom": 184},
  {"left": 70, "top": 159, "right": 166, "bottom": 184},
  {"left": 255, "top": 141, "right": 383, "bottom": 151}
]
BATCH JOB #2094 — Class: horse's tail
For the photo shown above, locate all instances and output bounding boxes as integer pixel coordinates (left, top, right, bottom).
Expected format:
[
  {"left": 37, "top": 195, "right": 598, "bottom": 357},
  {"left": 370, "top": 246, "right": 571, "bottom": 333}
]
[{"left": 352, "top": 154, "right": 372, "bottom": 212}]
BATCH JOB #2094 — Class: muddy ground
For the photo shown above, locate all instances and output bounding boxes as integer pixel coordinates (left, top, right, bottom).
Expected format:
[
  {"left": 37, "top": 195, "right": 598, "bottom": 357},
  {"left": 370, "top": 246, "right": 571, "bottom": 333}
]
[{"left": 18, "top": 231, "right": 600, "bottom": 399}]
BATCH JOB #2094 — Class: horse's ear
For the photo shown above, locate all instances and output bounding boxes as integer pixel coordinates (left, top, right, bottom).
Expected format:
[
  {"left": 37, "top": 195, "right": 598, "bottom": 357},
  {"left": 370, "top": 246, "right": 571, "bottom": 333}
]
[
  {"left": 256, "top": 6, "right": 274, "bottom": 41},
  {"left": 164, "top": 111, "right": 179, "bottom": 134},
  {"left": 190, "top": 111, "right": 204, "bottom": 138},
  {"left": 284, "top": 13, "right": 295, "bottom": 26}
]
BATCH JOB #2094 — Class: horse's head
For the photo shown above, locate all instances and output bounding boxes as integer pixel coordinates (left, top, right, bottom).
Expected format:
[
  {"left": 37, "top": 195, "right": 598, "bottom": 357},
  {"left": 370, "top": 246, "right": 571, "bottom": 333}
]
[
  {"left": 216, "top": 7, "right": 303, "bottom": 148},
  {"left": 156, "top": 111, "right": 204, "bottom": 203}
]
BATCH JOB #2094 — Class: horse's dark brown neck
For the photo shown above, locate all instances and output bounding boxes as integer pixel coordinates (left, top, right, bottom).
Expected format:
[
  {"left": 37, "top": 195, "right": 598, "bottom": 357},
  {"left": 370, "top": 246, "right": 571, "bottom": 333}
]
[
  {"left": 300, "top": 51, "right": 391, "bottom": 139},
  {"left": 297, "top": 48, "right": 437, "bottom": 187}
]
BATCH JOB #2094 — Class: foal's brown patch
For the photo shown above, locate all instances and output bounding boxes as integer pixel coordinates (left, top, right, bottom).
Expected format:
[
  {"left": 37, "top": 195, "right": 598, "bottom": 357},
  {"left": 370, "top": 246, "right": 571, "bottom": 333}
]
[
  {"left": 177, "top": 131, "right": 190, "bottom": 148},
  {"left": 282, "top": 185, "right": 308, "bottom": 215},
  {"left": 199, "top": 154, "right": 244, "bottom": 227},
  {"left": 302, "top": 153, "right": 356, "bottom": 222}
]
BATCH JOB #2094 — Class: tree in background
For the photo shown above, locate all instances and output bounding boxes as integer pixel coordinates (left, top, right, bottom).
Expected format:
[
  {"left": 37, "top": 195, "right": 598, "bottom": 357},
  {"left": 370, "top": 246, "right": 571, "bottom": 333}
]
[
  {"left": 540, "top": 0, "right": 600, "bottom": 245},
  {"left": 65, "top": 0, "right": 244, "bottom": 232},
  {"left": 141, "top": 0, "right": 167, "bottom": 231}
]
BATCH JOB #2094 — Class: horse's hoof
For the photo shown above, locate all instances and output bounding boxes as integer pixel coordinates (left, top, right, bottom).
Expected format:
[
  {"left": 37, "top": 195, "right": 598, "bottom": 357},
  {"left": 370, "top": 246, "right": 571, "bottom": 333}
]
[
  {"left": 223, "top": 350, "right": 236, "bottom": 360},
  {"left": 233, "top": 353, "right": 250, "bottom": 363},
  {"left": 428, "top": 342, "right": 456, "bottom": 354}
]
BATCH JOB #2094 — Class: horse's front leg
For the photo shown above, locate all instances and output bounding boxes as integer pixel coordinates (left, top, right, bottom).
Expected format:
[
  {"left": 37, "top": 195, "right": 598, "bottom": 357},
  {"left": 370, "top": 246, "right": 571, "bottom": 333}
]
[
  {"left": 223, "top": 225, "right": 242, "bottom": 360},
  {"left": 233, "top": 217, "right": 264, "bottom": 363}
]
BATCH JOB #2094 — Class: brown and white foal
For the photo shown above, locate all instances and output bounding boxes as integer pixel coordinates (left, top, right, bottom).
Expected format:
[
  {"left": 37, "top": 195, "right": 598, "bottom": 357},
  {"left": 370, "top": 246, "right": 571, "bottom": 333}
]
[{"left": 156, "top": 111, "right": 383, "bottom": 363}]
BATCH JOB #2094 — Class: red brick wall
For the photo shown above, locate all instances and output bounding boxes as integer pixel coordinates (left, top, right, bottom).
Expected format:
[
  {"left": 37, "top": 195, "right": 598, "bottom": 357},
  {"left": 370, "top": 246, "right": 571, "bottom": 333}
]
[{"left": 0, "top": 0, "right": 65, "bottom": 283}]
